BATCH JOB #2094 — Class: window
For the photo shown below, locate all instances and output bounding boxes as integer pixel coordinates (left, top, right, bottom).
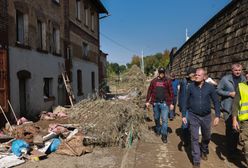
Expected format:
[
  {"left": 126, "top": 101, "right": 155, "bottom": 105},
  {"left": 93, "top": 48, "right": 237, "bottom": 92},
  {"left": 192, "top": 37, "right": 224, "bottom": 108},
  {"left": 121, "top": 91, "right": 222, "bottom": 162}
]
[
  {"left": 77, "top": 70, "right": 83, "bottom": 95},
  {"left": 82, "top": 42, "right": 89, "bottom": 57},
  {"left": 51, "top": 27, "right": 60, "bottom": 54},
  {"left": 16, "top": 10, "right": 28, "bottom": 45},
  {"left": 76, "top": 0, "right": 81, "bottom": 20},
  {"left": 52, "top": 0, "right": 60, "bottom": 4},
  {"left": 16, "top": 11, "right": 24, "bottom": 44},
  {"left": 91, "top": 12, "right": 94, "bottom": 31},
  {"left": 91, "top": 71, "right": 95, "bottom": 92},
  {"left": 84, "top": 6, "right": 88, "bottom": 26},
  {"left": 37, "top": 20, "right": 46, "bottom": 50},
  {"left": 43, "top": 78, "right": 53, "bottom": 99}
]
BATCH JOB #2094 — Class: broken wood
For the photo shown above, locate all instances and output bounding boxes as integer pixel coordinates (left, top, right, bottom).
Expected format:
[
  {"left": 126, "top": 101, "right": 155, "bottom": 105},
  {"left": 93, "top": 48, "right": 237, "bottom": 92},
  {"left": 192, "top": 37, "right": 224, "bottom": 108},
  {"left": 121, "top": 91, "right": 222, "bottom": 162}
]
[
  {"left": 8, "top": 100, "right": 18, "bottom": 124},
  {"left": 0, "top": 105, "right": 14, "bottom": 131},
  {"left": 59, "top": 137, "right": 78, "bottom": 156}
]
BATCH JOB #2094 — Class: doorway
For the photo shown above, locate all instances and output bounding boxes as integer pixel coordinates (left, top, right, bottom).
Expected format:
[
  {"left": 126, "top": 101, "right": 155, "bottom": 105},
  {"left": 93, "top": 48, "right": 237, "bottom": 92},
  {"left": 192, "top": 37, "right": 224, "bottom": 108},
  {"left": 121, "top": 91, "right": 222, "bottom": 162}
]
[{"left": 17, "top": 70, "right": 31, "bottom": 118}]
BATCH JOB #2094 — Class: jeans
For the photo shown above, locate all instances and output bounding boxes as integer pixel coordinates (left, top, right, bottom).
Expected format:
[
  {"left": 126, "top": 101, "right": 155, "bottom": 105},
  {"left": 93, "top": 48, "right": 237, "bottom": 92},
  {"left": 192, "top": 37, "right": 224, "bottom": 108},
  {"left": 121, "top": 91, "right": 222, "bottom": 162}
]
[
  {"left": 188, "top": 112, "right": 211, "bottom": 164},
  {"left": 153, "top": 102, "right": 169, "bottom": 136},
  {"left": 169, "top": 95, "right": 177, "bottom": 119}
]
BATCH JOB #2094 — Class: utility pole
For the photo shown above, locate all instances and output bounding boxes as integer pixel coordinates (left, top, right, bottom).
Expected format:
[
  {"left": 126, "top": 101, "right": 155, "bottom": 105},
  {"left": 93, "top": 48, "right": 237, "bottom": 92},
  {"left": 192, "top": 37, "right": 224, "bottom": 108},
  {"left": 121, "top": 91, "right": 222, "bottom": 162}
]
[
  {"left": 141, "top": 49, "right": 144, "bottom": 73},
  {"left": 186, "top": 28, "right": 190, "bottom": 41}
]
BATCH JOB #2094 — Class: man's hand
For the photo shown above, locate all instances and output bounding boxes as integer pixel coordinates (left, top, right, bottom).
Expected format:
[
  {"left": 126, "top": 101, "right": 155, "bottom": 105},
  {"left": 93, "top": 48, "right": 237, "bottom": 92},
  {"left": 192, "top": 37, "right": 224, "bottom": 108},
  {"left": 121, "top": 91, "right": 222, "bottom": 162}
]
[
  {"left": 232, "top": 117, "right": 240, "bottom": 131},
  {"left": 169, "top": 104, "right": 174, "bottom": 111},
  {"left": 229, "top": 92, "right": 236, "bottom": 98},
  {"left": 213, "top": 117, "right": 219, "bottom": 126},
  {"left": 182, "top": 117, "right": 187, "bottom": 125},
  {"left": 145, "top": 102, "right": 150, "bottom": 108}
]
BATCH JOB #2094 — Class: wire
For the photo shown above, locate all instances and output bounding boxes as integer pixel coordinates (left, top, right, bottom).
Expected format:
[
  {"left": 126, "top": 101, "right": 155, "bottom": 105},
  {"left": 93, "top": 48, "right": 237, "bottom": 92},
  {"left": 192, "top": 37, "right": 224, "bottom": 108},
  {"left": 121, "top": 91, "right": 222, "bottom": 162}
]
[{"left": 100, "top": 33, "right": 138, "bottom": 54}]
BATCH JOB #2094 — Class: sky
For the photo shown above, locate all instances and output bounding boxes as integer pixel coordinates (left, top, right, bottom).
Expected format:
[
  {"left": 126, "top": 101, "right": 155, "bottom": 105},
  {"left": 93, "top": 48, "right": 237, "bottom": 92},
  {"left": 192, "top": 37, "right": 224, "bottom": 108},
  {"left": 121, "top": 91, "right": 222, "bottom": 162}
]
[{"left": 99, "top": 0, "right": 231, "bottom": 65}]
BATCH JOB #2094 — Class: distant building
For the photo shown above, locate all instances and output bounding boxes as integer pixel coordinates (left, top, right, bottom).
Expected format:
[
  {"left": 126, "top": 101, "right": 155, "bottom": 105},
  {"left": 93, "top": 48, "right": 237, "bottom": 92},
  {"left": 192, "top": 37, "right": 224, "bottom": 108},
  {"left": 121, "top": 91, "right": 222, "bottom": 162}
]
[{"left": 0, "top": 0, "right": 108, "bottom": 119}]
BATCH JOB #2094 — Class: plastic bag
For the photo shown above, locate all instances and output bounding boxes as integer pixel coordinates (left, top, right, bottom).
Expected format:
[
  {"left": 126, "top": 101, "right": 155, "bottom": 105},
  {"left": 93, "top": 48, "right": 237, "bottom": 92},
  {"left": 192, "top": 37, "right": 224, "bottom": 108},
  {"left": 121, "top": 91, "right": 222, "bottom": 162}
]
[{"left": 11, "top": 140, "right": 29, "bottom": 157}]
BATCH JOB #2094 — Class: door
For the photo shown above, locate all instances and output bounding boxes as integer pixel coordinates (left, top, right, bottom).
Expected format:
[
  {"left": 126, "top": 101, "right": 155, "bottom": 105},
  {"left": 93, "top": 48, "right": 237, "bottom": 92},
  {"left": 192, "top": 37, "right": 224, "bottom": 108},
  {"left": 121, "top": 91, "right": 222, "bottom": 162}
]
[
  {"left": 17, "top": 70, "right": 31, "bottom": 118},
  {"left": 19, "top": 79, "right": 26, "bottom": 116},
  {"left": 0, "top": 49, "right": 9, "bottom": 112}
]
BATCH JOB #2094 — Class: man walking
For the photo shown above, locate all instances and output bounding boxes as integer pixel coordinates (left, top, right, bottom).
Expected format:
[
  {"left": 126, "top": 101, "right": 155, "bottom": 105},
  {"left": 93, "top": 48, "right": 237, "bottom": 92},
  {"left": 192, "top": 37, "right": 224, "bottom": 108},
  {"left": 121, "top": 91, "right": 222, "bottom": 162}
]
[
  {"left": 217, "top": 63, "right": 246, "bottom": 157},
  {"left": 146, "top": 67, "right": 174, "bottom": 143},
  {"left": 232, "top": 80, "right": 248, "bottom": 164},
  {"left": 169, "top": 72, "right": 180, "bottom": 120},
  {"left": 182, "top": 68, "right": 220, "bottom": 168},
  {"left": 178, "top": 67, "right": 196, "bottom": 146}
]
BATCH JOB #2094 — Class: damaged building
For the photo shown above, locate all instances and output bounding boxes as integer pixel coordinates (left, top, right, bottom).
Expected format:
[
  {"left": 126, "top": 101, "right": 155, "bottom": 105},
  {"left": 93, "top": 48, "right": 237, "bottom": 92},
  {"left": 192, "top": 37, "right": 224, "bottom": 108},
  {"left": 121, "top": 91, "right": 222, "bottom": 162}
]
[{"left": 0, "top": 0, "right": 108, "bottom": 120}]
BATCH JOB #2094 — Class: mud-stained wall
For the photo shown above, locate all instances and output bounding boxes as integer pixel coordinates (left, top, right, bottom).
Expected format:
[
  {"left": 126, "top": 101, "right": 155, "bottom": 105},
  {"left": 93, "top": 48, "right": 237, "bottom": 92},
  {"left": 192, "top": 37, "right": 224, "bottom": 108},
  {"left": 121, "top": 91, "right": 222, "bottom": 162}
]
[{"left": 170, "top": 0, "right": 248, "bottom": 80}]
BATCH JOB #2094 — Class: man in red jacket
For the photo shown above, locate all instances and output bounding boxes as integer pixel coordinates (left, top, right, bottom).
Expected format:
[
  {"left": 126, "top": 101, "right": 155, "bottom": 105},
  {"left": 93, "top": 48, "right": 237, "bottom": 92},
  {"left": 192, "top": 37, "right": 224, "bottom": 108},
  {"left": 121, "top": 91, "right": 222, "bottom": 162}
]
[{"left": 146, "top": 67, "right": 174, "bottom": 143}]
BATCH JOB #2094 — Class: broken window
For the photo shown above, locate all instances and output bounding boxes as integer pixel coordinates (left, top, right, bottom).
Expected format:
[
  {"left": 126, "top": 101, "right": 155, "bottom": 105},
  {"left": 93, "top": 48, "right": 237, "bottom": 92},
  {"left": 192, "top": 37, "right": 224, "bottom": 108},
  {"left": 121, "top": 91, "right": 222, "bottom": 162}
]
[
  {"left": 77, "top": 70, "right": 83, "bottom": 95},
  {"left": 37, "top": 20, "right": 46, "bottom": 50},
  {"left": 91, "top": 71, "right": 95, "bottom": 92},
  {"left": 84, "top": 6, "right": 89, "bottom": 26},
  {"left": 43, "top": 78, "right": 53, "bottom": 99},
  {"left": 52, "top": 0, "right": 60, "bottom": 4},
  {"left": 76, "top": 0, "right": 81, "bottom": 20},
  {"left": 82, "top": 42, "right": 89, "bottom": 57},
  {"left": 51, "top": 27, "right": 60, "bottom": 54},
  {"left": 91, "top": 11, "right": 95, "bottom": 31},
  {"left": 16, "top": 10, "right": 28, "bottom": 45},
  {"left": 16, "top": 10, "right": 24, "bottom": 44}
]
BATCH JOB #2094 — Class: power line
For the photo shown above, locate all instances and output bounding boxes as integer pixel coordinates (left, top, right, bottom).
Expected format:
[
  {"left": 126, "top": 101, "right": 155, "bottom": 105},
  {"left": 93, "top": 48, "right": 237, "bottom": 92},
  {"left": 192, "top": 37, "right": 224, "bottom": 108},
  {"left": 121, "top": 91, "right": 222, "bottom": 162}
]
[{"left": 100, "top": 33, "right": 138, "bottom": 54}]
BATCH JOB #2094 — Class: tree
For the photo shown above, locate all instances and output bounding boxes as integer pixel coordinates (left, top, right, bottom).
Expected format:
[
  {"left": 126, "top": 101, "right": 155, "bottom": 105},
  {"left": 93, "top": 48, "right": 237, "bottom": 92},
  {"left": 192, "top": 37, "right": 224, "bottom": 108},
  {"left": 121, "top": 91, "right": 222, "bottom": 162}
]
[{"left": 130, "top": 55, "right": 141, "bottom": 67}]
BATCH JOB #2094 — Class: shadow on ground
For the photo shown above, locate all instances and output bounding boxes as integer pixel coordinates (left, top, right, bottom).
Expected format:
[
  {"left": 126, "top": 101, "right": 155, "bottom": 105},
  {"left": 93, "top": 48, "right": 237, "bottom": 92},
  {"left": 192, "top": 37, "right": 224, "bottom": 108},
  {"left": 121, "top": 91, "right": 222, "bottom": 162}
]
[{"left": 211, "top": 133, "right": 247, "bottom": 168}]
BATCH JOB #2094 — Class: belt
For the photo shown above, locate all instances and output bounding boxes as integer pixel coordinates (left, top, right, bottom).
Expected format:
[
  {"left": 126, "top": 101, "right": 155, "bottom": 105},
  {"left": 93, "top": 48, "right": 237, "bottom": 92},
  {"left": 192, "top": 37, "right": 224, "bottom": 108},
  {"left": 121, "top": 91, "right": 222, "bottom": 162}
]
[{"left": 155, "top": 100, "right": 166, "bottom": 103}]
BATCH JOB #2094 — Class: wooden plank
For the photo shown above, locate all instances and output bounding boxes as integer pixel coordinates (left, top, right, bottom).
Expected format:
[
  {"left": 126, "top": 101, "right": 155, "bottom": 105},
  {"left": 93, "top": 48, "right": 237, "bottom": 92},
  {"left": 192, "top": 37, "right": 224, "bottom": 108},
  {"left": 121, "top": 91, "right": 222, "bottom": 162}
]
[{"left": 0, "top": 49, "right": 8, "bottom": 112}]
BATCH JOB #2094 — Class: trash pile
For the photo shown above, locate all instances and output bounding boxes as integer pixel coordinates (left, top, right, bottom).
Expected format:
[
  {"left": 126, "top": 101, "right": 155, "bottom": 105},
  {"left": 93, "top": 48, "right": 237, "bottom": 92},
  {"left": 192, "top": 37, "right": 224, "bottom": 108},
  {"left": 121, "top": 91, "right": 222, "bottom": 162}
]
[
  {"left": 0, "top": 65, "right": 150, "bottom": 167},
  {"left": 66, "top": 98, "right": 144, "bottom": 147},
  {"left": 0, "top": 105, "right": 91, "bottom": 168}
]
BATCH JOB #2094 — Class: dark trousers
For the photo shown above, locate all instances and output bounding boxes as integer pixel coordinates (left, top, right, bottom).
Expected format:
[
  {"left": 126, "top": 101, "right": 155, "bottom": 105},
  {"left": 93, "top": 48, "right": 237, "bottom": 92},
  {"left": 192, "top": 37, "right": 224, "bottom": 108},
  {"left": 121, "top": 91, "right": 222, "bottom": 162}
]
[
  {"left": 225, "top": 115, "right": 239, "bottom": 154},
  {"left": 169, "top": 95, "right": 177, "bottom": 119},
  {"left": 188, "top": 112, "right": 211, "bottom": 164},
  {"left": 240, "top": 121, "right": 248, "bottom": 163}
]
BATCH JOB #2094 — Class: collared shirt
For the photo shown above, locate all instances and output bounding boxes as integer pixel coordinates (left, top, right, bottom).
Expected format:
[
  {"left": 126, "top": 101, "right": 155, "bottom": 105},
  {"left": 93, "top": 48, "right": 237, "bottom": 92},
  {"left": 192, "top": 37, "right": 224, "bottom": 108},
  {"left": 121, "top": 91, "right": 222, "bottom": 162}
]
[{"left": 182, "top": 82, "right": 220, "bottom": 117}]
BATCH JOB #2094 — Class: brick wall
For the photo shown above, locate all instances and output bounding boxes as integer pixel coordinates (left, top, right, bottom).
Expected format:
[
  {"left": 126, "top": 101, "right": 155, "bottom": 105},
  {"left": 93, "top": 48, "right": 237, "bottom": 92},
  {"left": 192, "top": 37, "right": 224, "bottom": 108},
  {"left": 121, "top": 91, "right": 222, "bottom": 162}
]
[
  {"left": 170, "top": 0, "right": 248, "bottom": 80},
  {"left": 0, "top": 0, "right": 8, "bottom": 47},
  {"left": 8, "top": 0, "right": 65, "bottom": 56}
]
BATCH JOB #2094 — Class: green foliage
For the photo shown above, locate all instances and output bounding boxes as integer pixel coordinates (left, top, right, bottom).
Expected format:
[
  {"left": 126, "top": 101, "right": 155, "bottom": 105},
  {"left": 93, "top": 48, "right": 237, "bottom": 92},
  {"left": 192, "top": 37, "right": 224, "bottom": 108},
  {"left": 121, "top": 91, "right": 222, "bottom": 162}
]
[
  {"left": 107, "top": 62, "right": 127, "bottom": 76},
  {"left": 129, "top": 49, "right": 170, "bottom": 75},
  {"left": 107, "top": 49, "right": 170, "bottom": 77}
]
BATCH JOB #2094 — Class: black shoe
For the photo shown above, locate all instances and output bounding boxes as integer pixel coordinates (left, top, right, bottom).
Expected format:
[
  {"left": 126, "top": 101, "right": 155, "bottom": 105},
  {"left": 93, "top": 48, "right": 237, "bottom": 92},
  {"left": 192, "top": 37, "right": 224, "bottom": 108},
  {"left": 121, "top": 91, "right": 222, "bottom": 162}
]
[
  {"left": 154, "top": 130, "right": 160, "bottom": 137},
  {"left": 201, "top": 152, "right": 208, "bottom": 161},
  {"left": 169, "top": 118, "right": 173, "bottom": 121},
  {"left": 162, "top": 135, "right": 167, "bottom": 143},
  {"left": 192, "top": 162, "right": 200, "bottom": 168}
]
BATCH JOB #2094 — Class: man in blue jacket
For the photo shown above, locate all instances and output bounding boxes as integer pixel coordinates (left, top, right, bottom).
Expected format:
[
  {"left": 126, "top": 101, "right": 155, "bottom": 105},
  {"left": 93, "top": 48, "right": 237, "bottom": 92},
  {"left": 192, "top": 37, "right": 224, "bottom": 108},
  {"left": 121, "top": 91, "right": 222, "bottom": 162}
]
[
  {"left": 182, "top": 68, "right": 220, "bottom": 168},
  {"left": 217, "top": 63, "right": 246, "bottom": 158},
  {"left": 178, "top": 67, "right": 196, "bottom": 146}
]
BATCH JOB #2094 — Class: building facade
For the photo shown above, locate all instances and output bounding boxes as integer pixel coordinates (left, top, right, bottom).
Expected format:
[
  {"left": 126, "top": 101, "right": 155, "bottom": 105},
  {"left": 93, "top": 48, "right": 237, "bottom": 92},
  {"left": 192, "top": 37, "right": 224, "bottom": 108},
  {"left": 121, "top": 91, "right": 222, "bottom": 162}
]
[{"left": 0, "top": 0, "right": 108, "bottom": 119}]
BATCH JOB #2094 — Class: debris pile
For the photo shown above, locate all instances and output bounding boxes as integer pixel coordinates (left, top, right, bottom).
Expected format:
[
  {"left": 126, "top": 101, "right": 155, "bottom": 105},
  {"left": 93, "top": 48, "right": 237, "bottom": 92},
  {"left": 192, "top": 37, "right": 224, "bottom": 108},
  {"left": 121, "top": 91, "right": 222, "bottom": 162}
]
[
  {"left": 67, "top": 98, "right": 144, "bottom": 147},
  {"left": 0, "top": 65, "right": 151, "bottom": 167}
]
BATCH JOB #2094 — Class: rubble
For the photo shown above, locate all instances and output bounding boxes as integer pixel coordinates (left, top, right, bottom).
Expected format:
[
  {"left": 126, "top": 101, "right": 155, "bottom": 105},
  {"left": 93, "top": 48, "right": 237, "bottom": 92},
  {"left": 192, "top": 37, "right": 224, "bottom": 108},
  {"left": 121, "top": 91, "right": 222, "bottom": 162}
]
[{"left": 0, "top": 65, "right": 151, "bottom": 166}]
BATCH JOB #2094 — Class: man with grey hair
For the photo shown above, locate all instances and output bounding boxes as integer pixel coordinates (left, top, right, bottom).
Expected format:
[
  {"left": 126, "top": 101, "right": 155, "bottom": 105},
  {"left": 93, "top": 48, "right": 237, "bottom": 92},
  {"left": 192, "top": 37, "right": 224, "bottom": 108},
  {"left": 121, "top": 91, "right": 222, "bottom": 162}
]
[
  {"left": 217, "top": 63, "right": 246, "bottom": 158},
  {"left": 182, "top": 68, "right": 220, "bottom": 167}
]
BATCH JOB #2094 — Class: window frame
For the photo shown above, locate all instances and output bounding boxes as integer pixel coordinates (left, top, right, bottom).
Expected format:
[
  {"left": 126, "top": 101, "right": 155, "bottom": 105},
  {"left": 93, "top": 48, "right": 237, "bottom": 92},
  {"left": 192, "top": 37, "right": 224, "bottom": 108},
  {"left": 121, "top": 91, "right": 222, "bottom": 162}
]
[{"left": 76, "top": 0, "right": 81, "bottom": 20}]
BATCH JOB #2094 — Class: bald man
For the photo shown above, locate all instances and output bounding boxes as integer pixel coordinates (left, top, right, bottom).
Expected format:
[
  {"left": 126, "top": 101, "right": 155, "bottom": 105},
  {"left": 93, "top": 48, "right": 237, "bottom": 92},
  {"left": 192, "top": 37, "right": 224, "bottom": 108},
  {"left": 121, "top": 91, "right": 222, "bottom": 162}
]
[{"left": 182, "top": 68, "right": 220, "bottom": 168}]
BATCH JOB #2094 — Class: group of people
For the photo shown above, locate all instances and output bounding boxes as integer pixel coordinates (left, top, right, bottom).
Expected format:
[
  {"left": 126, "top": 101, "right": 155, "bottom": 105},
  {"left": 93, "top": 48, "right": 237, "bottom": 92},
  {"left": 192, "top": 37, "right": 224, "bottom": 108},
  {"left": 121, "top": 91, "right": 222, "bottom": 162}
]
[{"left": 145, "top": 63, "right": 248, "bottom": 168}]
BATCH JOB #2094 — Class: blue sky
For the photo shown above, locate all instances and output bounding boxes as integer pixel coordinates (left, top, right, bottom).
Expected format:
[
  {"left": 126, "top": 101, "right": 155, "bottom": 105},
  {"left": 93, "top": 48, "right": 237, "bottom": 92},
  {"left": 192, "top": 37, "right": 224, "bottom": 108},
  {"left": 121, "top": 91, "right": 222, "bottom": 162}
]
[{"left": 100, "top": 0, "right": 231, "bottom": 65}]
